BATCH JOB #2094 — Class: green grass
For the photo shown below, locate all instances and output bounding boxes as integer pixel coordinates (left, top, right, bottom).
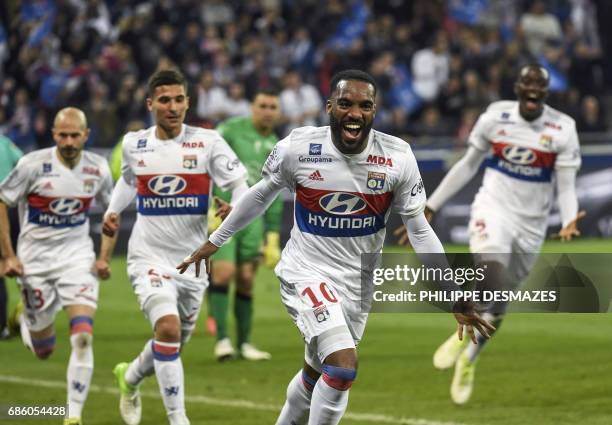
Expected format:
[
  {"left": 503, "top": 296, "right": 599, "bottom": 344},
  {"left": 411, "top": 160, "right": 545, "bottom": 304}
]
[{"left": 1, "top": 239, "right": 611, "bottom": 424}]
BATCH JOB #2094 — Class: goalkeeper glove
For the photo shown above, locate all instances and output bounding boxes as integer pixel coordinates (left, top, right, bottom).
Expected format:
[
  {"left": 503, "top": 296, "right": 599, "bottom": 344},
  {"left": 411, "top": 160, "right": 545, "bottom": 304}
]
[{"left": 263, "top": 231, "right": 281, "bottom": 268}]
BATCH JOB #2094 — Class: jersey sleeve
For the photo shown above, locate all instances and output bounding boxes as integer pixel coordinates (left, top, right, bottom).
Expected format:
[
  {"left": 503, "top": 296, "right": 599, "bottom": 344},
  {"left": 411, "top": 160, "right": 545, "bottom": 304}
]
[
  {"left": 208, "top": 134, "right": 248, "bottom": 191},
  {"left": 120, "top": 137, "right": 137, "bottom": 187},
  {"left": 0, "top": 156, "right": 34, "bottom": 207},
  {"left": 555, "top": 121, "right": 581, "bottom": 170},
  {"left": 261, "top": 136, "right": 294, "bottom": 191},
  {"left": 391, "top": 146, "right": 426, "bottom": 216},
  {"left": 467, "top": 112, "right": 494, "bottom": 152},
  {"left": 95, "top": 161, "right": 114, "bottom": 210}
]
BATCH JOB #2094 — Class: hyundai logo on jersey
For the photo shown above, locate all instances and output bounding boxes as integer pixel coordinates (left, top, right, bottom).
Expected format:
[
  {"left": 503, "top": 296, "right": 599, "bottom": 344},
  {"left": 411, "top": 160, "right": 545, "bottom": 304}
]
[
  {"left": 490, "top": 142, "right": 556, "bottom": 182},
  {"left": 295, "top": 185, "right": 392, "bottom": 237},
  {"left": 50, "top": 198, "right": 84, "bottom": 215},
  {"left": 309, "top": 143, "right": 322, "bottom": 155},
  {"left": 148, "top": 175, "right": 187, "bottom": 196},
  {"left": 137, "top": 173, "right": 209, "bottom": 215},
  {"left": 502, "top": 146, "right": 536, "bottom": 165},
  {"left": 319, "top": 192, "right": 367, "bottom": 215},
  {"left": 27, "top": 194, "right": 92, "bottom": 227}
]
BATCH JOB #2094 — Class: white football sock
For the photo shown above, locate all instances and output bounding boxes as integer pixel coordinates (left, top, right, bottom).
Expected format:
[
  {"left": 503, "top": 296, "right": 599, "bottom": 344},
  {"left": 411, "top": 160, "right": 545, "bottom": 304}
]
[
  {"left": 276, "top": 369, "right": 316, "bottom": 425},
  {"left": 152, "top": 341, "right": 188, "bottom": 423},
  {"left": 19, "top": 313, "right": 33, "bottom": 351},
  {"left": 67, "top": 332, "right": 94, "bottom": 419},
  {"left": 308, "top": 366, "right": 355, "bottom": 425},
  {"left": 125, "top": 339, "right": 155, "bottom": 386}
]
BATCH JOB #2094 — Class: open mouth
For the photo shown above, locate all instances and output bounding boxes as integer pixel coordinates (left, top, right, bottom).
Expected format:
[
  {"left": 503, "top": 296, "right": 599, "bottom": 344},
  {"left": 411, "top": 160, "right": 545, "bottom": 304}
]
[
  {"left": 524, "top": 94, "right": 541, "bottom": 111},
  {"left": 341, "top": 122, "right": 363, "bottom": 143}
]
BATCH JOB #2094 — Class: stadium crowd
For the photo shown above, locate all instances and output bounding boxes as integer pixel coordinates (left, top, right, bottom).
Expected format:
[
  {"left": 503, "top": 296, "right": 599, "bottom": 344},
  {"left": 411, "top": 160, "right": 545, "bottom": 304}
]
[{"left": 0, "top": 0, "right": 610, "bottom": 151}]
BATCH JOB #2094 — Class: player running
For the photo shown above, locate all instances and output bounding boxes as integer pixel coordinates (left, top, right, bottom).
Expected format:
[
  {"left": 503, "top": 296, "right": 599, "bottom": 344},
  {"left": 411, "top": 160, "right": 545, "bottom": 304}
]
[
  {"left": 177, "top": 69, "right": 493, "bottom": 425},
  {"left": 103, "top": 70, "right": 247, "bottom": 425},
  {"left": 0, "top": 107, "right": 115, "bottom": 425},
  {"left": 208, "top": 87, "right": 282, "bottom": 361},
  {"left": 421, "top": 64, "right": 583, "bottom": 404}
]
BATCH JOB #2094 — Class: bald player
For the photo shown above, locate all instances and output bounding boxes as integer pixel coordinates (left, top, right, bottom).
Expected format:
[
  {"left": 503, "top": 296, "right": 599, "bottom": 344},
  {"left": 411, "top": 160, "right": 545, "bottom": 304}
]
[
  {"left": 0, "top": 107, "right": 115, "bottom": 425},
  {"left": 410, "top": 64, "right": 583, "bottom": 404}
]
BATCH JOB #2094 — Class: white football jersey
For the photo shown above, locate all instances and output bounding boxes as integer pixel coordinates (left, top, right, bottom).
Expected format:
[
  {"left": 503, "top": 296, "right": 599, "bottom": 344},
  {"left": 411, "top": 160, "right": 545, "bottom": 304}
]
[
  {"left": 121, "top": 124, "right": 246, "bottom": 281},
  {"left": 263, "top": 126, "right": 426, "bottom": 301},
  {"left": 0, "top": 147, "right": 113, "bottom": 275},
  {"left": 469, "top": 101, "right": 581, "bottom": 233}
]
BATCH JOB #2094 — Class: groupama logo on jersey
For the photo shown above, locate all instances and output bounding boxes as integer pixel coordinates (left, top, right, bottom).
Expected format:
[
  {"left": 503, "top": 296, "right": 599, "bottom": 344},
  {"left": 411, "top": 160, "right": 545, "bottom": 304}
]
[
  {"left": 319, "top": 192, "right": 367, "bottom": 215},
  {"left": 501, "top": 146, "right": 536, "bottom": 165},
  {"left": 49, "top": 198, "right": 84, "bottom": 216},
  {"left": 147, "top": 175, "right": 187, "bottom": 196}
]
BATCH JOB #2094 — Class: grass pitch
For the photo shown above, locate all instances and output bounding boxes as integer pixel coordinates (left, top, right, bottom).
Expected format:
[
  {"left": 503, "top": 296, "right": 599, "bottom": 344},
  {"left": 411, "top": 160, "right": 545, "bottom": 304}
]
[{"left": 1, "top": 239, "right": 611, "bottom": 424}]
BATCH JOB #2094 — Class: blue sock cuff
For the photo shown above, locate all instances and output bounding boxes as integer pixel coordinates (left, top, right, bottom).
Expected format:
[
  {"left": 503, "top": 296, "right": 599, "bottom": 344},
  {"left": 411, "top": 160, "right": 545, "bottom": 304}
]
[
  {"left": 301, "top": 370, "right": 318, "bottom": 388},
  {"left": 32, "top": 335, "right": 56, "bottom": 348},
  {"left": 69, "top": 316, "right": 94, "bottom": 327},
  {"left": 322, "top": 365, "right": 357, "bottom": 381}
]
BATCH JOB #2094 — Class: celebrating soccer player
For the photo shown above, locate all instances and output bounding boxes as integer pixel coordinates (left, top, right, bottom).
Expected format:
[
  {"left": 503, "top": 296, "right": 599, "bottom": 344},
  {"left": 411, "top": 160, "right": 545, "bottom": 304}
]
[
  {"left": 208, "top": 87, "right": 282, "bottom": 361},
  {"left": 177, "top": 69, "right": 493, "bottom": 425},
  {"left": 421, "top": 64, "right": 583, "bottom": 404},
  {"left": 0, "top": 107, "right": 115, "bottom": 425},
  {"left": 103, "top": 69, "right": 248, "bottom": 425}
]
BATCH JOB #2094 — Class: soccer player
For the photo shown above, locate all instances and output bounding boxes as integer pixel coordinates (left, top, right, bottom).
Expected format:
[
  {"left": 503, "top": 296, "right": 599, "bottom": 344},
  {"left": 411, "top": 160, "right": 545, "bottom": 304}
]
[
  {"left": 103, "top": 69, "right": 247, "bottom": 425},
  {"left": 422, "top": 64, "right": 583, "bottom": 404},
  {"left": 0, "top": 107, "right": 115, "bottom": 425},
  {"left": 208, "top": 87, "right": 282, "bottom": 361},
  {"left": 177, "top": 69, "right": 493, "bottom": 425}
]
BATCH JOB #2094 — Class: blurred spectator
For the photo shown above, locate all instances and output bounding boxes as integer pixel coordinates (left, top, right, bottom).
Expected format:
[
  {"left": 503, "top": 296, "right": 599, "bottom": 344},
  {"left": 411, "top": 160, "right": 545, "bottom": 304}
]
[
  {"left": 456, "top": 107, "right": 480, "bottom": 146},
  {"left": 224, "top": 82, "right": 251, "bottom": 118},
  {"left": 1, "top": 0, "right": 610, "bottom": 147},
  {"left": 519, "top": 0, "right": 563, "bottom": 57},
  {"left": 577, "top": 95, "right": 607, "bottom": 133},
  {"left": 412, "top": 31, "right": 449, "bottom": 102},
  {"left": 279, "top": 70, "right": 322, "bottom": 133},
  {"left": 195, "top": 70, "right": 228, "bottom": 124}
]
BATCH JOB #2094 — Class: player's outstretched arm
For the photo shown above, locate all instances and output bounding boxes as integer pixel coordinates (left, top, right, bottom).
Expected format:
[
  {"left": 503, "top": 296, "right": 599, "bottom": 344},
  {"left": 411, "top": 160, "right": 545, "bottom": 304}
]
[
  {"left": 0, "top": 201, "right": 22, "bottom": 277},
  {"left": 393, "top": 147, "right": 488, "bottom": 245},
  {"left": 177, "top": 177, "right": 283, "bottom": 277},
  {"left": 401, "top": 212, "right": 495, "bottom": 342},
  {"left": 102, "top": 177, "right": 136, "bottom": 237},
  {"left": 552, "top": 167, "right": 585, "bottom": 241}
]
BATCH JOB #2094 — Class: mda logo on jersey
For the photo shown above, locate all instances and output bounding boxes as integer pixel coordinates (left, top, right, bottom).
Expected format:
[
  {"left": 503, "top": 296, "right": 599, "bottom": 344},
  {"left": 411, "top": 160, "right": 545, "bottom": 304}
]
[
  {"left": 501, "top": 145, "right": 536, "bottom": 165},
  {"left": 309, "top": 143, "right": 322, "bottom": 155},
  {"left": 147, "top": 175, "right": 187, "bottom": 195},
  {"left": 319, "top": 192, "right": 367, "bottom": 215},
  {"left": 49, "top": 198, "right": 84, "bottom": 215}
]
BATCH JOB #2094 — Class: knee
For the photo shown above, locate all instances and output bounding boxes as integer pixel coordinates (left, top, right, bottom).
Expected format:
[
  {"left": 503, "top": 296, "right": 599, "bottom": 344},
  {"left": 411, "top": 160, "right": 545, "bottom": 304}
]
[
  {"left": 321, "top": 364, "right": 357, "bottom": 391},
  {"left": 321, "top": 349, "right": 357, "bottom": 390},
  {"left": 154, "top": 316, "right": 181, "bottom": 342},
  {"left": 32, "top": 335, "right": 56, "bottom": 360},
  {"left": 211, "top": 262, "right": 235, "bottom": 285}
]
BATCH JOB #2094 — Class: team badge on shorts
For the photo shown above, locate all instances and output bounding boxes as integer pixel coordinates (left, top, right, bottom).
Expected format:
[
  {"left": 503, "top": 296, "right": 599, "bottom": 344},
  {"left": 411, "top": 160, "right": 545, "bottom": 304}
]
[
  {"left": 83, "top": 179, "right": 95, "bottom": 194},
  {"left": 367, "top": 171, "right": 386, "bottom": 190},
  {"left": 183, "top": 155, "right": 197, "bottom": 169},
  {"left": 313, "top": 305, "right": 330, "bottom": 323}
]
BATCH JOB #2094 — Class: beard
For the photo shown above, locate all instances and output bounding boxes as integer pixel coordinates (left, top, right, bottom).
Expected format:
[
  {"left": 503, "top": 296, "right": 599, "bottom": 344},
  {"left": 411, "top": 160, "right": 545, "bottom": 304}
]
[{"left": 329, "top": 113, "right": 373, "bottom": 154}]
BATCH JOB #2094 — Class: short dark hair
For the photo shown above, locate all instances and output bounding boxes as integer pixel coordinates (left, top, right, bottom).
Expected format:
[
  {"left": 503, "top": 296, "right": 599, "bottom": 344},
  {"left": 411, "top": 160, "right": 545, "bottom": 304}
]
[
  {"left": 518, "top": 63, "right": 550, "bottom": 84},
  {"left": 147, "top": 69, "right": 187, "bottom": 97},
  {"left": 329, "top": 69, "right": 377, "bottom": 97},
  {"left": 252, "top": 86, "right": 280, "bottom": 100}
]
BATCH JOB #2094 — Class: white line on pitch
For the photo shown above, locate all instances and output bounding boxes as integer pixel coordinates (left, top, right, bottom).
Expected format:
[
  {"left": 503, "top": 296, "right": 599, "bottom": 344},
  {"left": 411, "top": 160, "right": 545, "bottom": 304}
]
[{"left": 0, "top": 375, "right": 473, "bottom": 425}]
